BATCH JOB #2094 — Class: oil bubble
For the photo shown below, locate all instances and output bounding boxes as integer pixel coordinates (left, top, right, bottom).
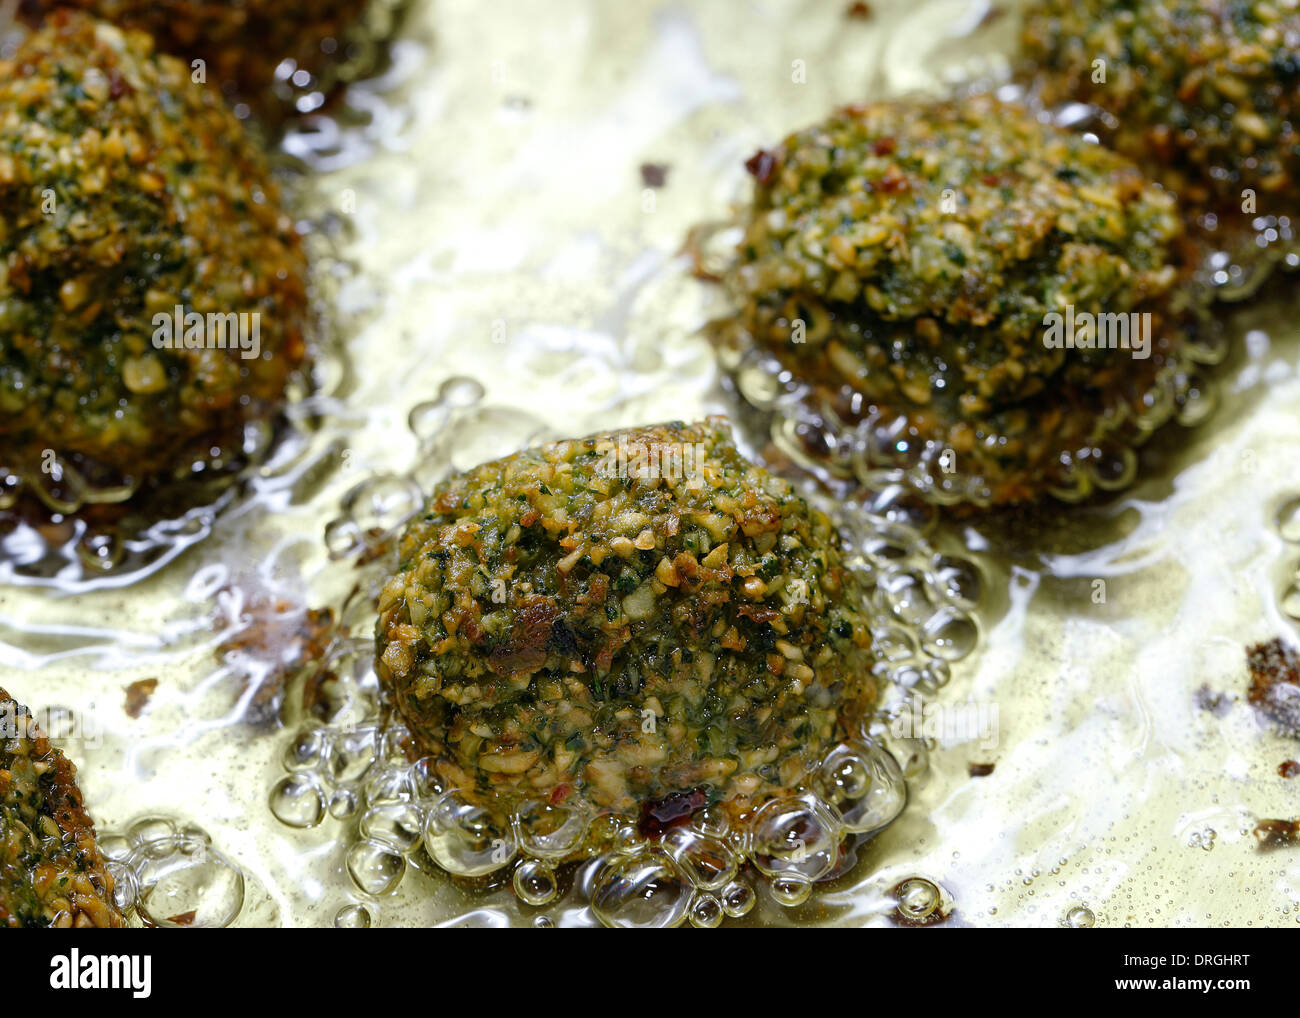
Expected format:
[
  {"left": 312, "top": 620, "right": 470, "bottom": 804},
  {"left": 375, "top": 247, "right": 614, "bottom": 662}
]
[
  {"left": 127, "top": 815, "right": 177, "bottom": 850},
  {"left": 134, "top": 836, "right": 246, "bottom": 928},
  {"left": 590, "top": 851, "right": 690, "bottom": 929},
  {"left": 689, "top": 893, "right": 724, "bottom": 928},
  {"left": 329, "top": 788, "right": 361, "bottom": 820},
  {"left": 269, "top": 773, "right": 327, "bottom": 828},
  {"left": 283, "top": 725, "right": 327, "bottom": 771},
  {"left": 1281, "top": 584, "right": 1300, "bottom": 620},
  {"left": 106, "top": 860, "right": 139, "bottom": 912},
  {"left": 1278, "top": 497, "right": 1300, "bottom": 542},
  {"left": 770, "top": 874, "right": 813, "bottom": 907},
  {"left": 342, "top": 474, "right": 421, "bottom": 534},
  {"left": 661, "top": 827, "right": 738, "bottom": 891},
  {"left": 363, "top": 768, "right": 414, "bottom": 808},
  {"left": 920, "top": 607, "right": 978, "bottom": 661},
  {"left": 514, "top": 799, "right": 589, "bottom": 860},
  {"left": 513, "top": 858, "right": 559, "bottom": 906},
  {"left": 325, "top": 726, "right": 378, "bottom": 786},
  {"left": 928, "top": 554, "right": 982, "bottom": 610},
  {"left": 895, "top": 877, "right": 941, "bottom": 923},
  {"left": 346, "top": 838, "right": 407, "bottom": 896},
  {"left": 720, "top": 879, "right": 756, "bottom": 918},
  {"left": 819, "top": 739, "right": 907, "bottom": 835},
  {"left": 335, "top": 903, "right": 373, "bottom": 928},
  {"left": 749, "top": 796, "right": 840, "bottom": 881},
  {"left": 423, "top": 790, "right": 518, "bottom": 878},
  {"left": 359, "top": 802, "right": 425, "bottom": 854},
  {"left": 878, "top": 566, "right": 937, "bottom": 626}
]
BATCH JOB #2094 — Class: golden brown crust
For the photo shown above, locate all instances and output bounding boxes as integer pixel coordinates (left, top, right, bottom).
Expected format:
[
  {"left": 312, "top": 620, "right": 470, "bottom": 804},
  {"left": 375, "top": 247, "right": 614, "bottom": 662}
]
[
  {"left": 0, "top": 687, "right": 123, "bottom": 928},
  {"left": 0, "top": 12, "right": 309, "bottom": 489},
  {"left": 376, "top": 419, "right": 878, "bottom": 819}
]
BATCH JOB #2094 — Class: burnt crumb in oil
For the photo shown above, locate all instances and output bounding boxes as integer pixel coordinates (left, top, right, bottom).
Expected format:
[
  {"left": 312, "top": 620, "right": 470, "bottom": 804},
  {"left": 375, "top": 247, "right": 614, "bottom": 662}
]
[
  {"left": 1246, "top": 638, "right": 1300, "bottom": 736},
  {"left": 123, "top": 679, "right": 158, "bottom": 719},
  {"left": 968, "top": 761, "right": 996, "bottom": 777},
  {"left": 639, "top": 163, "right": 670, "bottom": 188},
  {"left": 1253, "top": 818, "right": 1300, "bottom": 851}
]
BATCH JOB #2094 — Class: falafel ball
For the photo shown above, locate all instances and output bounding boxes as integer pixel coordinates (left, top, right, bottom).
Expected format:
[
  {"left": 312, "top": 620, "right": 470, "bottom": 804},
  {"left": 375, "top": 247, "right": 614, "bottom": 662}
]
[
  {"left": 721, "top": 95, "right": 1190, "bottom": 505},
  {"left": 375, "top": 419, "right": 878, "bottom": 820},
  {"left": 0, "top": 689, "right": 123, "bottom": 928},
  {"left": 23, "top": 0, "right": 372, "bottom": 119},
  {"left": 1022, "top": 0, "right": 1300, "bottom": 216},
  {"left": 0, "top": 12, "right": 309, "bottom": 492}
]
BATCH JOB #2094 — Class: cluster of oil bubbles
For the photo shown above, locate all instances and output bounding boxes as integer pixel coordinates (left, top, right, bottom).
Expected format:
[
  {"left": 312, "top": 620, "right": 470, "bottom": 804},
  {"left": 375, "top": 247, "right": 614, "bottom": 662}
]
[
  {"left": 0, "top": 436, "right": 258, "bottom": 588},
  {"left": 1196, "top": 216, "right": 1300, "bottom": 303},
  {"left": 323, "top": 376, "right": 554, "bottom": 562},
  {"left": 267, "top": 375, "right": 985, "bottom": 926},
  {"left": 256, "top": 0, "right": 411, "bottom": 121},
  {"left": 98, "top": 816, "right": 247, "bottom": 928},
  {"left": 0, "top": 385, "right": 359, "bottom": 589},
  {"left": 717, "top": 308, "right": 1223, "bottom": 511},
  {"left": 832, "top": 490, "right": 982, "bottom": 698},
  {"left": 270, "top": 690, "right": 916, "bottom": 927},
  {"left": 1274, "top": 496, "right": 1300, "bottom": 621},
  {"left": 1187, "top": 827, "right": 1218, "bottom": 853},
  {"left": 280, "top": 3, "right": 426, "bottom": 176}
]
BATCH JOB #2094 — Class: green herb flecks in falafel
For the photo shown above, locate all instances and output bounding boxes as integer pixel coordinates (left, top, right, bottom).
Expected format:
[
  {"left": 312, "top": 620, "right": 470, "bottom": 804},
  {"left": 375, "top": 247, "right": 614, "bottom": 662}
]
[
  {"left": 717, "top": 95, "right": 1194, "bottom": 505},
  {"left": 376, "top": 419, "right": 877, "bottom": 820},
  {"left": 0, "top": 12, "right": 309, "bottom": 498},
  {"left": 1022, "top": 0, "right": 1300, "bottom": 218},
  {"left": 0, "top": 689, "right": 123, "bottom": 928}
]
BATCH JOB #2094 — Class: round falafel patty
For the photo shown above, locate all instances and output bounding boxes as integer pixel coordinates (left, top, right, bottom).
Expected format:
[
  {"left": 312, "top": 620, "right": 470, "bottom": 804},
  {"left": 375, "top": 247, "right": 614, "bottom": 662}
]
[
  {"left": 719, "top": 95, "right": 1191, "bottom": 505},
  {"left": 376, "top": 419, "right": 877, "bottom": 820},
  {"left": 1022, "top": 0, "right": 1300, "bottom": 217},
  {"left": 0, "top": 689, "right": 122, "bottom": 928},
  {"left": 0, "top": 12, "right": 309, "bottom": 494}
]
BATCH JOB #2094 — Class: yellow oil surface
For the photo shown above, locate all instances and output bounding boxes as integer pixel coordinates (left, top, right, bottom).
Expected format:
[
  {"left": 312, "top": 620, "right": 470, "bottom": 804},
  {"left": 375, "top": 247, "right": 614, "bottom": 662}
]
[{"left": 1, "top": 0, "right": 1298, "bottom": 927}]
